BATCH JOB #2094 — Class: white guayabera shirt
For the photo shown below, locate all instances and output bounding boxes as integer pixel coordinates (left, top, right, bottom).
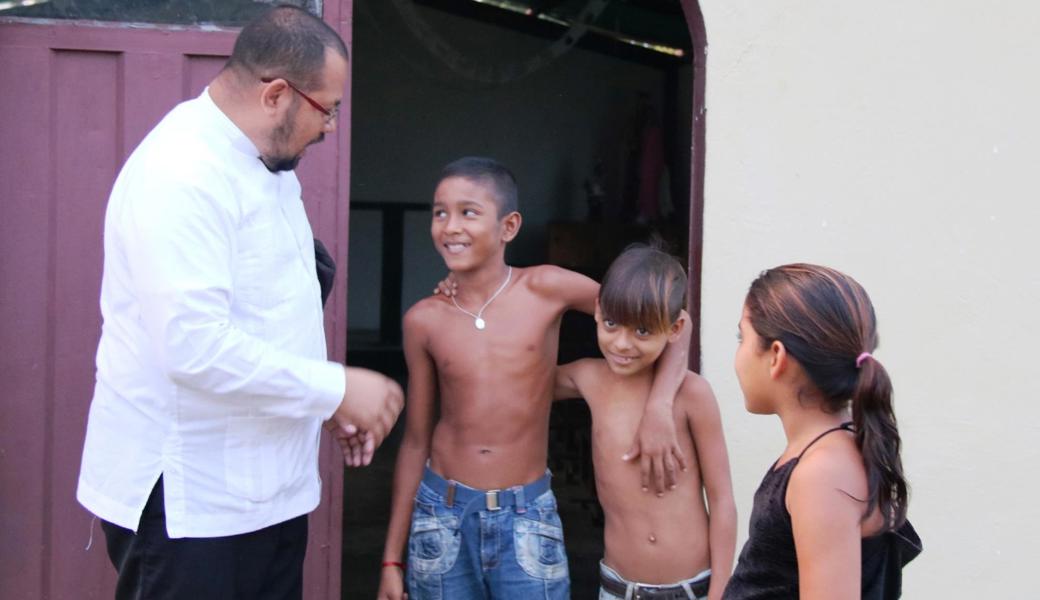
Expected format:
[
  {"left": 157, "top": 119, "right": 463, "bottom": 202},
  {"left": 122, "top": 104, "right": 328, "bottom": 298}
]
[{"left": 77, "top": 90, "right": 345, "bottom": 538}]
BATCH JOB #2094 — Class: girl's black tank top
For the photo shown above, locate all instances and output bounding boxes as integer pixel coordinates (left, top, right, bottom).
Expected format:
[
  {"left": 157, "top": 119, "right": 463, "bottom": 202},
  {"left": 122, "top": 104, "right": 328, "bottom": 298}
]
[{"left": 723, "top": 423, "right": 922, "bottom": 600}]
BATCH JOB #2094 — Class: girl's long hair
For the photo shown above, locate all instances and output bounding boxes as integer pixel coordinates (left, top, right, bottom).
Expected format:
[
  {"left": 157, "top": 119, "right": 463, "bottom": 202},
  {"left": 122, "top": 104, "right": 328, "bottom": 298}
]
[{"left": 745, "top": 263, "right": 908, "bottom": 530}]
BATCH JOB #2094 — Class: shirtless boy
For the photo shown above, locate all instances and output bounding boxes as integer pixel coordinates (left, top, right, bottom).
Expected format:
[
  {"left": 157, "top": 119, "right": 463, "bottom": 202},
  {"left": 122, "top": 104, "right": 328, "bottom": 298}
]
[
  {"left": 555, "top": 245, "right": 736, "bottom": 600},
  {"left": 378, "top": 157, "right": 690, "bottom": 599}
]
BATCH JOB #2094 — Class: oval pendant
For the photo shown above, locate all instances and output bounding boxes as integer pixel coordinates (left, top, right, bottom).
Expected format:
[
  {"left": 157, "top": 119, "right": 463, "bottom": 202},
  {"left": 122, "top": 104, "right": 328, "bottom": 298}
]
[{"left": 475, "top": 317, "right": 486, "bottom": 330}]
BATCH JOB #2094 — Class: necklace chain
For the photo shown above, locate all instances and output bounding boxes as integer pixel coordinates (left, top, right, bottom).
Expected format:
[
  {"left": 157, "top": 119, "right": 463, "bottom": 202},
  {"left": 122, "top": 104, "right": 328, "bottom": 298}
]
[{"left": 451, "top": 266, "right": 512, "bottom": 330}]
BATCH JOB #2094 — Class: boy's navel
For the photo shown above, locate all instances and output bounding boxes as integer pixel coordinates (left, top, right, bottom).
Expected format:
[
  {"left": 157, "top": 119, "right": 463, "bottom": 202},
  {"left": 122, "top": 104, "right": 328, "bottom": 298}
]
[{"left": 479, "top": 448, "right": 492, "bottom": 455}]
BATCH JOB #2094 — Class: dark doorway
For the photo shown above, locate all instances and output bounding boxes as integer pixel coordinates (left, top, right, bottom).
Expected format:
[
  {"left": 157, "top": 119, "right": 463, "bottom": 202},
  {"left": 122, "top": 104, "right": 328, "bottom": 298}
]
[{"left": 342, "top": 1, "right": 696, "bottom": 597}]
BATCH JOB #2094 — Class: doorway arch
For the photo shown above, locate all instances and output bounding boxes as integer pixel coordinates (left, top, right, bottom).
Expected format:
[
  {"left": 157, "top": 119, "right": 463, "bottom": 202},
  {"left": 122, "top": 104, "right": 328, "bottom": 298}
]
[
  {"left": 680, "top": 0, "right": 708, "bottom": 370},
  {"left": 339, "top": 2, "right": 708, "bottom": 597}
]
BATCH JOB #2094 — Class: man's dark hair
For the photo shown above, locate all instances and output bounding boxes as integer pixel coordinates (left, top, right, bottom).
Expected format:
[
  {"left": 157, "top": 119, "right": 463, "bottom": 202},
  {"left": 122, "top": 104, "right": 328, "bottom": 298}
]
[
  {"left": 439, "top": 157, "right": 519, "bottom": 217},
  {"left": 226, "top": 5, "right": 348, "bottom": 91}
]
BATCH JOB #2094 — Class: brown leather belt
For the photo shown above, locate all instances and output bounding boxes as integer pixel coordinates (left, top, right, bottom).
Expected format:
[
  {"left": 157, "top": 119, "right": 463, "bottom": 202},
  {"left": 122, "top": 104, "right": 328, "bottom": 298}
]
[{"left": 599, "top": 571, "right": 710, "bottom": 600}]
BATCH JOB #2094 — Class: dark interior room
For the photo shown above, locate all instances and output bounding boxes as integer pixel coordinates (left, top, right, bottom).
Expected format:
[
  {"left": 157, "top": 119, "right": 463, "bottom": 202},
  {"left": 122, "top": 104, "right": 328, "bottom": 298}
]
[{"left": 343, "top": 1, "right": 694, "bottom": 597}]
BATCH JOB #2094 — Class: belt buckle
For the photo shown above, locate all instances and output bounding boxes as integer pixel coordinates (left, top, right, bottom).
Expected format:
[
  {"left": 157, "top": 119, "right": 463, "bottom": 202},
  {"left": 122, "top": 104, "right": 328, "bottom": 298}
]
[
  {"left": 633, "top": 585, "right": 676, "bottom": 600},
  {"left": 485, "top": 489, "right": 502, "bottom": 511}
]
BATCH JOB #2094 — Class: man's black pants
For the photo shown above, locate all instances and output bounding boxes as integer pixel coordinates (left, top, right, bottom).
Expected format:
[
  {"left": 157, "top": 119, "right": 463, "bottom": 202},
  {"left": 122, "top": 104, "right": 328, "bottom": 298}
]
[{"left": 101, "top": 477, "right": 308, "bottom": 600}]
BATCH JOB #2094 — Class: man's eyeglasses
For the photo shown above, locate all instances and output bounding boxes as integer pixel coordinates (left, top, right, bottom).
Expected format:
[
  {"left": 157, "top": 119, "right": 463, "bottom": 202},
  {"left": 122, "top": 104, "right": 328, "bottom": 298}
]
[{"left": 260, "top": 77, "right": 339, "bottom": 123}]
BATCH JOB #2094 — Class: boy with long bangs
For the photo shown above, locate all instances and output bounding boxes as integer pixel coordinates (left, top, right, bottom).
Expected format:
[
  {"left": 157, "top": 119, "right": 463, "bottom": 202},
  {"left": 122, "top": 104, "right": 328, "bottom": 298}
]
[
  {"left": 554, "top": 244, "right": 737, "bottom": 600},
  {"left": 378, "top": 158, "right": 692, "bottom": 600}
]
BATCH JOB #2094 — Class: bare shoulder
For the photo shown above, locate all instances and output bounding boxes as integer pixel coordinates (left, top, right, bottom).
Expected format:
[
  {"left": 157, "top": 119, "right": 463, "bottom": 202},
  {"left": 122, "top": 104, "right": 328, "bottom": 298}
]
[
  {"left": 790, "top": 431, "right": 867, "bottom": 500},
  {"left": 676, "top": 371, "right": 719, "bottom": 412},
  {"left": 403, "top": 295, "right": 452, "bottom": 335}
]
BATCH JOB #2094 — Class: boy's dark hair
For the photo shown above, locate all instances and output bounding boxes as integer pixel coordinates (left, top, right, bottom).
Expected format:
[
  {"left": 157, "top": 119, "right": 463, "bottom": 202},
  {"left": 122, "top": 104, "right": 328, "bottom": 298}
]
[
  {"left": 439, "top": 157, "right": 519, "bottom": 217},
  {"left": 599, "top": 243, "right": 687, "bottom": 334},
  {"left": 226, "top": 4, "right": 348, "bottom": 91}
]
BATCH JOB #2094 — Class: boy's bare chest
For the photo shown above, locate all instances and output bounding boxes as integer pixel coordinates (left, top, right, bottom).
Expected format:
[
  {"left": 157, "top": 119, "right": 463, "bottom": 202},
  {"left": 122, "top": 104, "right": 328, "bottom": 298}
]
[
  {"left": 590, "top": 393, "right": 648, "bottom": 455},
  {"left": 429, "top": 299, "right": 563, "bottom": 381},
  {"left": 587, "top": 379, "right": 694, "bottom": 461}
]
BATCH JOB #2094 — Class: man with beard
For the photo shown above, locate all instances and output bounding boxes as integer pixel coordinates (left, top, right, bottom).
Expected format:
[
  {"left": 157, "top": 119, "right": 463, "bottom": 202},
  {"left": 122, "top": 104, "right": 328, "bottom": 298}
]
[{"left": 76, "top": 6, "right": 403, "bottom": 599}]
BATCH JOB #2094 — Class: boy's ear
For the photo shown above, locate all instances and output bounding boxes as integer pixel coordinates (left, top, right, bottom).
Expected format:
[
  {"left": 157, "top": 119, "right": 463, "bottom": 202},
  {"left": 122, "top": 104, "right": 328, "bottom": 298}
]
[
  {"left": 668, "top": 313, "right": 687, "bottom": 342},
  {"left": 768, "top": 340, "right": 788, "bottom": 380},
  {"left": 500, "top": 211, "right": 522, "bottom": 242}
]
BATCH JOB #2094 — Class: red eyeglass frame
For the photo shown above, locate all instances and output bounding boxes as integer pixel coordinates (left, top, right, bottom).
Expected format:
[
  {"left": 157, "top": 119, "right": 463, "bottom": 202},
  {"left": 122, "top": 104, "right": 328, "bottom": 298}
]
[{"left": 260, "top": 77, "right": 338, "bottom": 121}]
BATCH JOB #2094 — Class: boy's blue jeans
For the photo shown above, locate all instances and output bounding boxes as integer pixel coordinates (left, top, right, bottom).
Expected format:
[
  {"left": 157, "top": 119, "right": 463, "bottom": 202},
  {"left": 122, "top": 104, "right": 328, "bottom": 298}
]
[{"left": 406, "top": 466, "right": 570, "bottom": 600}]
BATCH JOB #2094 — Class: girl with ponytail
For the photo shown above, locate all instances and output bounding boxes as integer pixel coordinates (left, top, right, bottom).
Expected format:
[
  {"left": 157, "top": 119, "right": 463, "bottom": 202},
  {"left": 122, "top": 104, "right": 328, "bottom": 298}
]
[{"left": 723, "top": 264, "right": 921, "bottom": 600}]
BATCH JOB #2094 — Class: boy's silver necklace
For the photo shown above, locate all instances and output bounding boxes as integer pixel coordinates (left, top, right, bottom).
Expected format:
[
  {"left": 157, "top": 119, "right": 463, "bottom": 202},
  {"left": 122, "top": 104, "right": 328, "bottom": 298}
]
[{"left": 451, "top": 266, "right": 512, "bottom": 330}]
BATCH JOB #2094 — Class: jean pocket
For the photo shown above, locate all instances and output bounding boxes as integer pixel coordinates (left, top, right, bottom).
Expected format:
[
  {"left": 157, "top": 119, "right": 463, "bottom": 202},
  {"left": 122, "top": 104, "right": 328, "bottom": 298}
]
[
  {"left": 513, "top": 515, "right": 568, "bottom": 580},
  {"left": 408, "top": 515, "right": 461, "bottom": 576},
  {"left": 413, "top": 482, "right": 445, "bottom": 516}
]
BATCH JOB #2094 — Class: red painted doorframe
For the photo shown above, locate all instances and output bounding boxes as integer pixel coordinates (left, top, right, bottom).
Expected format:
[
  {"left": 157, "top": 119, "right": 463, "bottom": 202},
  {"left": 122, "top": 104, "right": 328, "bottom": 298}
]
[
  {"left": 680, "top": 0, "right": 707, "bottom": 371},
  {"left": 0, "top": 2, "right": 353, "bottom": 598}
]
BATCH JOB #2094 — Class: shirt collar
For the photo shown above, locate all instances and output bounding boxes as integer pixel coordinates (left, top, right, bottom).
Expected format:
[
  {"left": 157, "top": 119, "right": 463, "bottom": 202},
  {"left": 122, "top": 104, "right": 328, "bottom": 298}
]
[{"left": 200, "top": 87, "right": 262, "bottom": 159}]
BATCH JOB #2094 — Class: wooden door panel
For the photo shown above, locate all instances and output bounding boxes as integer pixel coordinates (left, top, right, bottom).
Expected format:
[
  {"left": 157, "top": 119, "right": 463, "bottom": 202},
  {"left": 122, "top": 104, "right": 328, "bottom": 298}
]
[
  {"left": 122, "top": 53, "right": 185, "bottom": 156},
  {"left": 185, "top": 54, "right": 228, "bottom": 99},
  {"left": 0, "top": 42, "right": 58, "bottom": 600},
  {"left": 48, "top": 48, "right": 119, "bottom": 599},
  {"left": 0, "top": 4, "right": 353, "bottom": 596}
]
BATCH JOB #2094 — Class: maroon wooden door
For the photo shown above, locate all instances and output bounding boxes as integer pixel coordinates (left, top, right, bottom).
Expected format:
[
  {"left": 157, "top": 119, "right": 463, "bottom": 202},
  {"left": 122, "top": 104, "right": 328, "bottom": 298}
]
[{"left": 0, "top": 5, "right": 353, "bottom": 599}]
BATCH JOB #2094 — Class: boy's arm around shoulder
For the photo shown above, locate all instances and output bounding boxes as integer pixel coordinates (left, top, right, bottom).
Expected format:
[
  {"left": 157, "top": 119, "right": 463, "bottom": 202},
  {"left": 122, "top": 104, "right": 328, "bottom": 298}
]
[
  {"left": 628, "top": 309, "right": 693, "bottom": 493},
  {"left": 378, "top": 302, "right": 439, "bottom": 600},
  {"left": 680, "top": 373, "right": 737, "bottom": 600},
  {"left": 526, "top": 264, "right": 599, "bottom": 315}
]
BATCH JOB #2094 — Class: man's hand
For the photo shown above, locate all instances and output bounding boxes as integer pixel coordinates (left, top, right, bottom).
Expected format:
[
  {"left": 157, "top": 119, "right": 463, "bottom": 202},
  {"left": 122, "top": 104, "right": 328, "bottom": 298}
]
[
  {"left": 377, "top": 564, "right": 408, "bottom": 600},
  {"left": 623, "top": 400, "right": 687, "bottom": 494},
  {"left": 328, "top": 367, "right": 403, "bottom": 466},
  {"left": 324, "top": 420, "right": 368, "bottom": 467}
]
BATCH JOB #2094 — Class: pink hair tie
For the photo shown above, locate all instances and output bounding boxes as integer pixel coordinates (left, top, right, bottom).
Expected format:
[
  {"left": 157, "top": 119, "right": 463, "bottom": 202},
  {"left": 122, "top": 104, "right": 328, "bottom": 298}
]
[{"left": 856, "top": 352, "right": 873, "bottom": 368}]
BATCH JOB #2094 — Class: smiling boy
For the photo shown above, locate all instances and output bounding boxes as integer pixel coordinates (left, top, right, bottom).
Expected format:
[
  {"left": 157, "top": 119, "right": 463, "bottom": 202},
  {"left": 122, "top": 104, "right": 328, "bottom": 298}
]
[
  {"left": 555, "top": 245, "right": 736, "bottom": 600},
  {"left": 377, "top": 157, "right": 691, "bottom": 600}
]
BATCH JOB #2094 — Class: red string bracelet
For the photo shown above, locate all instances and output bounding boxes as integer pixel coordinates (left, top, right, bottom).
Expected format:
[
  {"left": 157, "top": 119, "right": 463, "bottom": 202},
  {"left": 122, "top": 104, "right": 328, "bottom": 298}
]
[{"left": 382, "top": 561, "right": 405, "bottom": 569}]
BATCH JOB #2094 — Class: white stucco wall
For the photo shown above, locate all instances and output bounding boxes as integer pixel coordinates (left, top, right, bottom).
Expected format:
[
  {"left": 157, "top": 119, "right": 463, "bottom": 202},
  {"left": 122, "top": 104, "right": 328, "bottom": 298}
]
[{"left": 697, "top": 1, "right": 1040, "bottom": 596}]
